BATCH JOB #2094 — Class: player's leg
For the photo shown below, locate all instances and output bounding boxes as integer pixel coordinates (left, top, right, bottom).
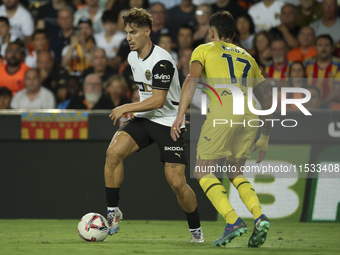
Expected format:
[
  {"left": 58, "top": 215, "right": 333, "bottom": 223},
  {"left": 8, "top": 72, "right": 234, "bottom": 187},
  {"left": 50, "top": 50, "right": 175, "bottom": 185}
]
[
  {"left": 226, "top": 159, "right": 270, "bottom": 247},
  {"left": 226, "top": 159, "right": 263, "bottom": 221},
  {"left": 195, "top": 158, "right": 240, "bottom": 226},
  {"left": 105, "top": 130, "right": 139, "bottom": 235},
  {"left": 196, "top": 158, "right": 247, "bottom": 247},
  {"left": 149, "top": 119, "right": 203, "bottom": 242},
  {"left": 195, "top": 117, "right": 247, "bottom": 246},
  {"left": 164, "top": 163, "right": 204, "bottom": 242}
]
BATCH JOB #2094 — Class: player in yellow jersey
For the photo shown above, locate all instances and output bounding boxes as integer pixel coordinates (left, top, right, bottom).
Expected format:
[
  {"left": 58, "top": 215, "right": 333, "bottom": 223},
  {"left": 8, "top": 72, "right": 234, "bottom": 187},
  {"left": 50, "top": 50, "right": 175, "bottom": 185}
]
[{"left": 171, "top": 11, "right": 273, "bottom": 248}]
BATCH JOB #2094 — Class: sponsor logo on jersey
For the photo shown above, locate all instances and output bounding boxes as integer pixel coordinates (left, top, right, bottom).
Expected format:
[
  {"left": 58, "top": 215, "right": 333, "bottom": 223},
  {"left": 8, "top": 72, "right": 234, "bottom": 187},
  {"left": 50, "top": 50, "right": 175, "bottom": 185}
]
[
  {"left": 160, "top": 64, "right": 167, "bottom": 69},
  {"left": 145, "top": 70, "right": 151, "bottom": 80},
  {"left": 164, "top": 146, "right": 184, "bottom": 151},
  {"left": 154, "top": 73, "right": 171, "bottom": 80}
]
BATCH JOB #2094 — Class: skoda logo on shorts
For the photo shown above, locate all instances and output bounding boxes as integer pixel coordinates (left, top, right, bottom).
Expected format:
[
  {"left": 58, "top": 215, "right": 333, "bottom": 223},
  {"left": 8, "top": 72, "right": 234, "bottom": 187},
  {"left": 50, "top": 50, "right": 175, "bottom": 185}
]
[{"left": 145, "top": 70, "right": 151, "bottom": 80}]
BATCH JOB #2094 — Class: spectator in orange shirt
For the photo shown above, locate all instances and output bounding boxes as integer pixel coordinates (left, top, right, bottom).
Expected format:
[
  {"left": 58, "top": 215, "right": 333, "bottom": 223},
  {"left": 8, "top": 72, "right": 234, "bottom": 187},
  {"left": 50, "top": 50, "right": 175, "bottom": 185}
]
[
  {"left": 287, "top": 26, "right": 317, "bottom": 63},
  {"left": 0, "top": 41, "right": 29, "bottom": 94}
]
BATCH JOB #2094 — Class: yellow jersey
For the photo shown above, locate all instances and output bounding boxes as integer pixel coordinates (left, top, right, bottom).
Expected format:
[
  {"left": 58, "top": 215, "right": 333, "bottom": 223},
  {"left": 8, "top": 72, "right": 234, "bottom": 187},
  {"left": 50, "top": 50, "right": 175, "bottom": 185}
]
[{"left": 190, "top": 41, "right": 264, "bottom": 116}]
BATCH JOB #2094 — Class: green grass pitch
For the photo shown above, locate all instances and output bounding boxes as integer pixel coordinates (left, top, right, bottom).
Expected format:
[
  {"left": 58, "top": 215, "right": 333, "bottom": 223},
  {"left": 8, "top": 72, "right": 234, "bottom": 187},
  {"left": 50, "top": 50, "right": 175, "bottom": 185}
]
[{"left": 1, "top": 219, "right": 339, "bottom": 255}]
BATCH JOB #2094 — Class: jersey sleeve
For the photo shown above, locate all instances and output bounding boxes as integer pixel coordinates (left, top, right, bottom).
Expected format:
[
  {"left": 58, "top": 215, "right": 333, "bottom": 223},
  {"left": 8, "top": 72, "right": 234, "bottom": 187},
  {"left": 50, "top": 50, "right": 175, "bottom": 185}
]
[
  {"left": 152, "top": 60, "right": 175, "bottom": 90},
  {"left": 190, "top": 44, "right": 206, "bottom": 67}
]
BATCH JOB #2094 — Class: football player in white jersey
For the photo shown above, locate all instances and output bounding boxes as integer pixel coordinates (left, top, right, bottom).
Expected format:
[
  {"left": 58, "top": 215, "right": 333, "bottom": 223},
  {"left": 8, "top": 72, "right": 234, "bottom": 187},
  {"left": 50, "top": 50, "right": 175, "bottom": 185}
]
[{"left": 104, "top": 8, "right": 204, "bottom": 243}]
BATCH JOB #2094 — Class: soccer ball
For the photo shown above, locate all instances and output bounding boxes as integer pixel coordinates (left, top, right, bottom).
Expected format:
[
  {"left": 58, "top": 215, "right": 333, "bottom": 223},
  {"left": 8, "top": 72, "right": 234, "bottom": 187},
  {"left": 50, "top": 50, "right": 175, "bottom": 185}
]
[{"left": 77, "top": 213, "right": 109, "bottom": 242}]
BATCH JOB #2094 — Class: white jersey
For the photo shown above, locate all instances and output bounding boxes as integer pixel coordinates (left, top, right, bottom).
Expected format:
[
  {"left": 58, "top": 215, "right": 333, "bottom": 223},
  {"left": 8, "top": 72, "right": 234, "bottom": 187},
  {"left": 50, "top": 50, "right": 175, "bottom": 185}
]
[
  {"left": 94, "top": 31, "right": 126, "bottom": 59},
  {"left": 128, "top": 44, "right": 184, "bottom": 128},
  {"left": 0, "top": 5, "right": 34, "bottom": 39},
  {"left": 248, "top": 1, "right": 284, "bottom": 33}
]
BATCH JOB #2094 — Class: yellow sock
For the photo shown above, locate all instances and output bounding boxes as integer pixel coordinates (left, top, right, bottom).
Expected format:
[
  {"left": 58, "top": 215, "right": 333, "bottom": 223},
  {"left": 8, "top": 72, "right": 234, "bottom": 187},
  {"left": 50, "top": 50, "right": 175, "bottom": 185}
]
[
  {"left": 232, "top": 175, "right": 263, "bottom": 219},
  {"left": 199, "top": 174, "right": 238, "bottom": 224}
]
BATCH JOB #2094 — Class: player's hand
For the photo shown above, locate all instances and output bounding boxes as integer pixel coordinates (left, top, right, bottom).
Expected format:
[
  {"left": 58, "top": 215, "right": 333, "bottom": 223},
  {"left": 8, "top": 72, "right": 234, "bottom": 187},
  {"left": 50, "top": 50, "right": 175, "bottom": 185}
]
[
  {"left": 171, "top": 115, "right": 184, "bottom": 141},
  {"left": 252, "top": 144, "right": 267, "bottom": 163},
  {"left": 109, "top": 106, "right": 126, "bottom": 126},
  {"left": 252, "top": 134, "right": 269, "bottom": 163}
]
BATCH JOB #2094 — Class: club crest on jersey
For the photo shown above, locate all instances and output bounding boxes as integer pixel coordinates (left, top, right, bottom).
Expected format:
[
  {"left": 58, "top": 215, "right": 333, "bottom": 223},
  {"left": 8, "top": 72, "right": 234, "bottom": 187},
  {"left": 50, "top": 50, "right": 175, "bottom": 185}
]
[
  {"left": 145, "top": 70, "right": 151, "bottom": 80},
  {"left": 136, "top": 82, "right": 153, "bottom": 93}
]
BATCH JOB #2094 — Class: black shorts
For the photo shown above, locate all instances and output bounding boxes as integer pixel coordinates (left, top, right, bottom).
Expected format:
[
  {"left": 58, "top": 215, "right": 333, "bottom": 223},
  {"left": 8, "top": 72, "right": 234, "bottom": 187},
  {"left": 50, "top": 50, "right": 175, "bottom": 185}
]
[{"left": 118, "top": 117, "right": 187, "bottom": 165}]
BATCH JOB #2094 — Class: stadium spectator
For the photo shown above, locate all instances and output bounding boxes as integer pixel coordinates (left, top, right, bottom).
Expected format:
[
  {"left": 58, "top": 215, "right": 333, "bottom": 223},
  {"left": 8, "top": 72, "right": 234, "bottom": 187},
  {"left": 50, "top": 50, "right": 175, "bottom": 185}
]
[
  {"left": 287, "top": 26, "right": 317, "bottom": 63},
  {"left": 286, "top": 61, "right": 308, "bottom": 109},
  {"left": 193, "top": 4, "right": 211, "bottom": 47},
  {"left": 158, "top": 33, "right": 178, "bottom": 64},
  {"left": 236, "top": 13, "right": 255, "bottom": 53},
  {"left": 80, "top": 48, "right": 117, "bottom": 85},
  {"left": 265, "top": 39, "right": 290, "bottom": 79},
  {"left": 248, "top": 0, "right": 285, "bottom": 32},
  {"left": 104, "top": 74, "right": 130, "bottom": 108},
  {"left": 106, "top": 0, "right": 150, "bottom": 12},
  {"left": 36, "top": 0, "right": 76, "bottom": 37},
  {"left": 10, "top": 68, "right": 56, "bottom": 109},
  {"left": 269, "top": 4, "right": 300, "bottom": 49},
  {"left": 297, "top": 0, "right": 323, "bottom": 27},
  {"left": 288, "top": 61, "right": 307, "bottom": 87},
  {"left": 49, "top": 6, "right": 75, "bottom": 66},
  {"left": 37, "top": 50, "right": 69, "bottom": 103},
  {"left": 334, "top": 39, "right": 340, "bottom": 58},
  {"left": 177, "top": 24, "right": 194, "bottom": 53},
  {"left": 305, "top": 34, "right": 340, "bottom": 107},
  {"left": 304, "top": 86, "right": 322, "bottom": 109},
  {"left": 277, "top": 61, "right": 308, "bottom": 110},
  {"left": 310, "top": 0, "right": 340, "bottom": 45},
  {"left": 166, "top": 0, "right": 198, "bottom": 40},
  {"left": 148, "top": 0, "right": 180, "bottom": 10},
  {"left": 149, "top": 2, "right": 174, "bottom": 45},
  {"left": 211, "top": 0, "right": 246, "bottom": 20},
  {"left": 57, "top": 75, "right": 82, "bottom": 109},
  {"left": 0, "top": 16, "right": 18, "bottom": 58},
  {"left": 0, "top": 0, "right": 34, "bottom": 43},
  {"left": 73, "top": 0, "right": 104, "bottom": 33},
  {"left": 94, "top": 11, "right": 126, "bottom": 62},
  {"left": 67, "top": 73, "right": 114, "bottom": 109},
  {"left": 25, "top": 30, "right": 49, "bottom": 68},
  {"left": 61, "top": 17, "right": 96, "bottom": 76},
  {"left": 0, "top": 41, "right": 29, "bottom": 94},
  {"left": 253, "top": 31, "right": 272, "bottom": 65},
  {"left": 258, "top": 62, "right": 268, "bottom": 78},
  {"left": 177, "top": 47, "right": 192, "bottom": 84},
  {"left": 0, "top": 86, "right": 12, "bottom": 109}
]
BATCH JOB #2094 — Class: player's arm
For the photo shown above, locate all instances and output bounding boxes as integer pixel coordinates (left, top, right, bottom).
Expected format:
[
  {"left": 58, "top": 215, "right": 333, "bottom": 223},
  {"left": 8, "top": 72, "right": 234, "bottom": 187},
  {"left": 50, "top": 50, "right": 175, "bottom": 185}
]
[
  {"left": 252, "top": 81, "right": 273, "bottom": 163},
  {"left": 170, "top": 61, "right": 202, "bottom": 141},
  {"left": 109, "top": 60, "right": 173, "bottom": 125}
]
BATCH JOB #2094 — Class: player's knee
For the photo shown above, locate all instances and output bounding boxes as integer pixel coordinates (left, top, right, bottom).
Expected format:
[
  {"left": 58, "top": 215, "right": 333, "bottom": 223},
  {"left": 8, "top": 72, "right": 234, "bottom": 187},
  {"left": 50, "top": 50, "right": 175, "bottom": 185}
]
[
  {"left": 168, "top": 177, "right": 186, "bottom": 194},
  {"left": 106, "top": 145, "right": 125, "bottom": 165}
]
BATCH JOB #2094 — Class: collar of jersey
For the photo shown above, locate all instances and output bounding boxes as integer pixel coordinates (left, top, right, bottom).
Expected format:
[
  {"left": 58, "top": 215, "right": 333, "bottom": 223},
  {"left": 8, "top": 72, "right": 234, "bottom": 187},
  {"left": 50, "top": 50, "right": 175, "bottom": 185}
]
[{"left": 138, "top": 44, "right": 155, "bottom": 62}]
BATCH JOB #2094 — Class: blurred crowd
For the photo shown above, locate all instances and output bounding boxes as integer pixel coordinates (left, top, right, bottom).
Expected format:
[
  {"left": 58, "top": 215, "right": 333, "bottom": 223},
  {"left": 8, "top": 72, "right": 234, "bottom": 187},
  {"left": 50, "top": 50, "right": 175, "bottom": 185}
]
[{"left": 0, "top": 0, "right": 340, "bottom": 111}]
